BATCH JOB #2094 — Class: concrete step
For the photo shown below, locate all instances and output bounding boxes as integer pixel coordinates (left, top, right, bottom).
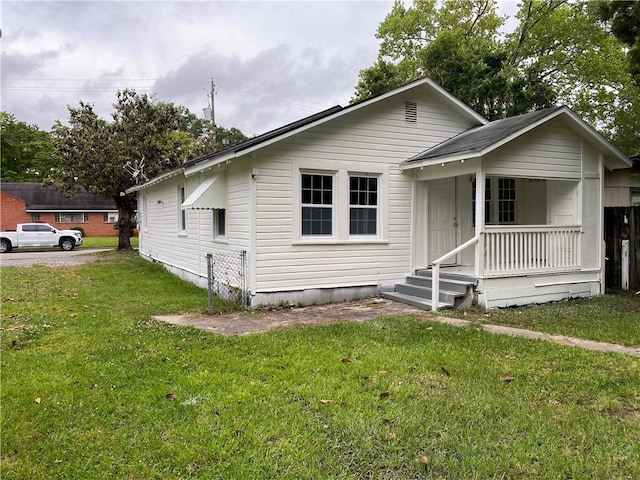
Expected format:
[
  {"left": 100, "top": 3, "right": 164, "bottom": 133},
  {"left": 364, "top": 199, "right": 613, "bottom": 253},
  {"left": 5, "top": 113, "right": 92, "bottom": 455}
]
[
  {"left": 380, "top": 291, "right": 453, "bottom": 310},
  {"left": 395, "top": 282, "right": 460, "bottom": 305}
]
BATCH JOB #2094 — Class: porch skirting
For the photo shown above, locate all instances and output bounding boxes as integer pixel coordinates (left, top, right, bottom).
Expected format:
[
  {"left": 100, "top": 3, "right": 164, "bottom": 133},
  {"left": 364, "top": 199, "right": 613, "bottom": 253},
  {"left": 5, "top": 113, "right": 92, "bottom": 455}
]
[{"left": 476, "top": 269, "right": 602, "bottom": 309}]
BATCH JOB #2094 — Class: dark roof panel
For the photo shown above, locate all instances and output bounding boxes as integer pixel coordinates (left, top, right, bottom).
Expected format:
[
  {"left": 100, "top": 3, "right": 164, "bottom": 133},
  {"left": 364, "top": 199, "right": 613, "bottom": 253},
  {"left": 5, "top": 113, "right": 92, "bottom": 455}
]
[
  {"left": 185, "top": 105, "right": 344, "bottom": 168},
  {"left": 405, "top": 106, "right": 564, "bottom": 163},
  {"left": 1, "top": 183, "right": 116, "bottom": 210}
]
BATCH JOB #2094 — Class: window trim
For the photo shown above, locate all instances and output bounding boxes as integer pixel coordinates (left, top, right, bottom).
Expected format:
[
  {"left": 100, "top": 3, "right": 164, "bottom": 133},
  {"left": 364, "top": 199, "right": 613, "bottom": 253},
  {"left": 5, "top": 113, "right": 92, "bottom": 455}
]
[
  {"left": 300, "top": 172, "right": 335, "bottom": 237},
  {"left": 292, "top": 162, "right": 388, "bottom": 244},
  {"left": 348, "top": 174, "right": 379, "bottom": 237},
  {"left": 213, "top": 208, "right": 226, "bottom": 240},
  {"left": 178, "top": 184, "right": 187, "bottom": 234}
]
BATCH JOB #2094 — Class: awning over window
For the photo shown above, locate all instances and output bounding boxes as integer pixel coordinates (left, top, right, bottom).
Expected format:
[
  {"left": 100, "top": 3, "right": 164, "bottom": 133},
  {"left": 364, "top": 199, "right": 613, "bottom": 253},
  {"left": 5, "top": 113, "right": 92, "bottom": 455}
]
[{"left": 181, "top": 176, "right": 226, "bottom": 210}]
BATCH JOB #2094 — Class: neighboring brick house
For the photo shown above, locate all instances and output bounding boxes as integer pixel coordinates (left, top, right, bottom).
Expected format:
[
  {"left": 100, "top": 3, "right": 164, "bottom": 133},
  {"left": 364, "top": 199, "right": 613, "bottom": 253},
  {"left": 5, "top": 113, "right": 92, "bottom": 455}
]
[
  {"left": 604, "top": 155, "right": 640, "bottom": 207},
  {"left": 1, "top": 183, "right": 120, "bottom": 236}
]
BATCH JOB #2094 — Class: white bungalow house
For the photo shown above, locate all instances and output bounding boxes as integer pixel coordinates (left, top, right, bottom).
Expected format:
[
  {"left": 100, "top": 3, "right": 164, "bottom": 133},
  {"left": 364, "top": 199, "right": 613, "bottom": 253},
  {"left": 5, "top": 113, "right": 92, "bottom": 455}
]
[{"left": 128, "top": 78, "right": 631, "bottom": 310}]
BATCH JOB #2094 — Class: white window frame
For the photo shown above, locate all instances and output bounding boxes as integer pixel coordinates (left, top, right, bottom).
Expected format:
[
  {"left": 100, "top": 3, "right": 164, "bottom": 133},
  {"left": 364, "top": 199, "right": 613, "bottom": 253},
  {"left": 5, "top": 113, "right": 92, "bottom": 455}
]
[
  {"left": 178, "top": 184, "right": 187, "bottom": 234},
  {"left": 348, "top": 174, "right": 379, "bottom": 237},
  {"left": 300, "top": 171, "right": 335, "bottom": 237},
  {"left": 213, "top": 208, "right": 226, "bottom": 240},
  {"left": 55, "top": 212, "right": 89, "bottom": 223}
]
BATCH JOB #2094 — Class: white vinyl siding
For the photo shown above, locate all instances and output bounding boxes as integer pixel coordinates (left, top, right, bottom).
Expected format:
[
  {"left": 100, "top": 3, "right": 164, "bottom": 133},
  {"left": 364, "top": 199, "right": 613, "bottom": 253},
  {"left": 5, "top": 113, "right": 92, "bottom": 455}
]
[
  {"left": 251, "top": 90, "right": 476, "bottom": 293},
  {"left": 484, "top": 119, "right": 582, "bottom": 179}
]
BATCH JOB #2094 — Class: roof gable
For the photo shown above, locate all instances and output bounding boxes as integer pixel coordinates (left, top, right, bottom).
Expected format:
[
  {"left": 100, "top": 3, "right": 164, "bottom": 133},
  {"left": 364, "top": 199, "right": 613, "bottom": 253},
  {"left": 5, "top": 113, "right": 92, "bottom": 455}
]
[
  {"left": 177, "top": 78, "right": 488, "bottom": 178},
  {"left": 401, "top": 106, "right": 631, "bottom": 170}
]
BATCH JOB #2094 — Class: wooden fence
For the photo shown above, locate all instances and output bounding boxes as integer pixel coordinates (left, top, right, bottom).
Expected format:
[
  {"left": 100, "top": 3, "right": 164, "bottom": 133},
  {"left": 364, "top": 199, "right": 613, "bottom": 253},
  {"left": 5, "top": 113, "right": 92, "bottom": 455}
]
[{"left": 604, "top": 206, "right": 640, "bottom": 290}]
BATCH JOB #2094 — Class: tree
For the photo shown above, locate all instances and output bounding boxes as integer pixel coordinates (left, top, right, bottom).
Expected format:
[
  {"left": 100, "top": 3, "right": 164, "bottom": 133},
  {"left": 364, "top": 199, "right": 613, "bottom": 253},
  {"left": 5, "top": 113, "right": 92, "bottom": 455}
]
[
  {"left": 598, "top": 0, "right": 640, "bottom": 83},
  {"left": 353, "top": 0, "right": 634, "bottom": 141},
  {"left": 48, "top": 90, "right": 247, "bottom": 250},
  {"left": 1, "top": 112, "right": 55, "bottom": 182}
]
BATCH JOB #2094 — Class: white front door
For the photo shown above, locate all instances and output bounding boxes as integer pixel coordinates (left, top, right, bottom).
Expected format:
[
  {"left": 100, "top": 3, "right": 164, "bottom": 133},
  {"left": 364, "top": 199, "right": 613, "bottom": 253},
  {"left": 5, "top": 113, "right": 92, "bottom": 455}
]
[{"left": 428, "top": 178, "right": 457, "bottom": 263}]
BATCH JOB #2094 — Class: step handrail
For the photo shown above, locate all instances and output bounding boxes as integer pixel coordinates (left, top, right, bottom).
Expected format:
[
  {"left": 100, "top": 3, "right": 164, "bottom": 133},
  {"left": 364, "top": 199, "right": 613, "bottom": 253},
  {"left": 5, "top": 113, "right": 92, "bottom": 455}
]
[{"left": 431, "top": 235, "right": 479, "bottom": 312}]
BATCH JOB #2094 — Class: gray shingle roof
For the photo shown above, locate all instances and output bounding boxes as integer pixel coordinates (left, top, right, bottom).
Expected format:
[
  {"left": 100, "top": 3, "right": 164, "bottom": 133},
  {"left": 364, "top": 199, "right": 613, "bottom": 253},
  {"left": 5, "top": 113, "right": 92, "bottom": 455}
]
[
  {"left": 1, "top": 183, "right": 116, "bottom": 210},
  {"left": 405, "top": 106, "right": 565, "bottom": 164}
]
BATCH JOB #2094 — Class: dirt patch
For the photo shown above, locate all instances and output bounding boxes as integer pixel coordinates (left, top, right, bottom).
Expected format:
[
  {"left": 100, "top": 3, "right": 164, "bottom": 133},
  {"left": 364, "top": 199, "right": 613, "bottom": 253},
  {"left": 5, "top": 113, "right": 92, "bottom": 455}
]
[{"left": 155, "top": 297, "right": 432, "bottom": 336}]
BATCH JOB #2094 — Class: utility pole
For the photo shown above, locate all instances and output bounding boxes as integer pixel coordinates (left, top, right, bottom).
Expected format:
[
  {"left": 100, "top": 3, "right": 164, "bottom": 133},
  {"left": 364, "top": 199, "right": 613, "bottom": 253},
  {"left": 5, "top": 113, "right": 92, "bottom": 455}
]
[{"left": 210, "top": 78, "right": 217, "bottom": 149}]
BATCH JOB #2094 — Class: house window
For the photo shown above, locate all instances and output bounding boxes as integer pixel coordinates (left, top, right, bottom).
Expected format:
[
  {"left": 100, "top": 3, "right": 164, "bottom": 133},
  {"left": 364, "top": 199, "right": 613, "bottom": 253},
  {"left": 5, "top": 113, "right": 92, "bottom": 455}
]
[
  {"left": 31, "top": 214, "right": 40, "bottom": 222},
  {"left": 631, "top": 187, "right": 640, "bottom": 207},
  {"left": 178, "top": 184, "right": 186, "bottom": 232},
  {"left": 103, "top": 212, "right": 118, "bottom": 223},
  {"left": 349, "top": 175, "right": 377, "bottom": 235},
  {"left": 301, "top": 173, "right": 333, "bottom": 236},
  {"left": 214, "top": 208, "right": 226, "bottom": 237},
  {"left": 55, "top": 213, "right": 88, "bottom": 223},
  {"left": 498, "top": 178, "right": 516, "bottom": 223}
]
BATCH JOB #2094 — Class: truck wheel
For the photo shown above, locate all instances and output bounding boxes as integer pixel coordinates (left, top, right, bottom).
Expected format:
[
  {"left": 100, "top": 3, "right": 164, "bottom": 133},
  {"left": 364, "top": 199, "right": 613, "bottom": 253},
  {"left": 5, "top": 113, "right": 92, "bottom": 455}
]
[
  {"left": 0, "top": 239, "right": 12, "bottom": 253},
  {"left": 60, "top": 238, "right": 75, "bottom": 251}
]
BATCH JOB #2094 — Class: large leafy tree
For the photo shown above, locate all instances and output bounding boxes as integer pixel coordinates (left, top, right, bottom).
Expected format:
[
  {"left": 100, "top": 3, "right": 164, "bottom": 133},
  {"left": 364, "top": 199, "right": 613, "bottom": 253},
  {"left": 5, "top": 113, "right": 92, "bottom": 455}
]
[
  {"left": 354, "top": 0, "right": 637, "bottom": 156},
  {"left": 48, "top": 90, "right": 247, "bottom": 250},
  {"left": 1, "top": 112, "right": 55, "bottom": 181}
]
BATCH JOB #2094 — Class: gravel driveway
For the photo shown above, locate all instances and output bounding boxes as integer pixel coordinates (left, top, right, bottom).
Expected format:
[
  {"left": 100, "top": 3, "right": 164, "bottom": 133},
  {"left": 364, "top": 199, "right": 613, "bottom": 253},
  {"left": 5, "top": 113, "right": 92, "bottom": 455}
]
[{"left": 0, "top": 248, "right": 113, "bottom": 267}]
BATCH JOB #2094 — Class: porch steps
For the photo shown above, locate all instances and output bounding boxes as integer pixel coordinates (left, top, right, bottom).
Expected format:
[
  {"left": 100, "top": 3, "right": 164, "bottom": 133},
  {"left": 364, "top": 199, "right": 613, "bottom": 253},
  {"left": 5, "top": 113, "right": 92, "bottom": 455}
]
[{"left": 381, "top": 269, "right": 477, "bottom": 310}]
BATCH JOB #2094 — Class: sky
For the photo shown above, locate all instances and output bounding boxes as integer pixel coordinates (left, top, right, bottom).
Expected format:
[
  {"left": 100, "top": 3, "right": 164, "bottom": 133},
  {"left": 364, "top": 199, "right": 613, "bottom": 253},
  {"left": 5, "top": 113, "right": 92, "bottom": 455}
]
[{"left": 1, "top": 0, "right": 518, "bottom": 137}]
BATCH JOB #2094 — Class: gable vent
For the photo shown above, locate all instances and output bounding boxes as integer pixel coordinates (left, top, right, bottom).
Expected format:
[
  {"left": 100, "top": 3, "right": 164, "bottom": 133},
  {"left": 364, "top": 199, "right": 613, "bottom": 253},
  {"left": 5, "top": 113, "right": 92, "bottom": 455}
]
[{"left": 405, "top": 101, "right": 417, "bottom": 124}]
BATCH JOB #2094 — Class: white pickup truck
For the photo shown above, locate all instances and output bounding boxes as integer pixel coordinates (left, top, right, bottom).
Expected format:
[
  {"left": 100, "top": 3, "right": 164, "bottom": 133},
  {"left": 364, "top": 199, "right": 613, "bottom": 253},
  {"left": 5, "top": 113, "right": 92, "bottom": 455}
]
[{"left": 0, "top": 223, "right": 83, "bottom": 253}]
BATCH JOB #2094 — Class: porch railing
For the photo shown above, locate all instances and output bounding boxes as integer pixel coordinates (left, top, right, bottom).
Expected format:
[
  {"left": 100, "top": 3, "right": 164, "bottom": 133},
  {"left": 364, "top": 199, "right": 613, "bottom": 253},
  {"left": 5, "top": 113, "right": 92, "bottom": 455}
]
[{"left": 483, "top": 225, "right": 581, "bottom": 275}]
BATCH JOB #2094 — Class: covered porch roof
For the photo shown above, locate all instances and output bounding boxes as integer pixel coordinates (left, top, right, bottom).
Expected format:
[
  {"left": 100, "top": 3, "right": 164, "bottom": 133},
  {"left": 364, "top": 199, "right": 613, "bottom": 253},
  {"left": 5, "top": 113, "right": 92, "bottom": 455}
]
[{"left": 400, "top": 106, "right": 631, "bottom": 172}]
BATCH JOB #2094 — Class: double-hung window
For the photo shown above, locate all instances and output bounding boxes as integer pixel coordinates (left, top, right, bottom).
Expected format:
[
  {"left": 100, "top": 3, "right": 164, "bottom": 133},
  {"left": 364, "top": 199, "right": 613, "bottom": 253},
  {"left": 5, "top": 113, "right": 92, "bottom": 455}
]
[
  {"left": 349, "top": 175, "right": 377, "bottom": 235},
  {"left": 301, "top": 173, "right": 333, "bottom": 236}
]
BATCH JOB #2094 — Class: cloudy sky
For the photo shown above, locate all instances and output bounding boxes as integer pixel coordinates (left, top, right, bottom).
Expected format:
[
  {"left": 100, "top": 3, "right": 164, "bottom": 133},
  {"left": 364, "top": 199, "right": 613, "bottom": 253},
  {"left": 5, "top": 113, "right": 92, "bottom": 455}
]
[{"left": 2, "top": 0, "right": 517, "bottom": 137}]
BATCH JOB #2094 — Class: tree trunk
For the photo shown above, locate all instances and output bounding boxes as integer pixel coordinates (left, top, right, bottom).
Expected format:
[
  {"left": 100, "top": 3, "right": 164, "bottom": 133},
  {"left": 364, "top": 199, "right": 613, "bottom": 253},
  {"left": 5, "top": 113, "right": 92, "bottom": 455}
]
[{"left": 115, "top": 194, "right": 137, "bottom": 250}]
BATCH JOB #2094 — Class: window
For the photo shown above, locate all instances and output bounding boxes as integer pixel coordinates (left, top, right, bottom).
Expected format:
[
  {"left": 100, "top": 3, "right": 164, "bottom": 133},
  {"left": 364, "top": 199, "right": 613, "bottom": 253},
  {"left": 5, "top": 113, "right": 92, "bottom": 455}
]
[
  {"left": 301, "top": 173, "right": 333, "bottom": 236},
  {"left": 631, "top": 187, "right": 640, "bottom": 207},
  {"left": 178, "top": 184, "right": 186, "bottom": 232},
  {"left": 31, "top": 214, "right": 40, "bottom": 222},
  {"left": 349, "top": 175, "right": 377, "bottom": 235},
  {"left": 55, "top": 213, "right": 88, "bottom": 223},
  {"left": 103, "top": 212, "right": 118, "bottom": 223},
  {"left": 214, "top": 208, "right": 226, "bottom": 237},
  {"left": 498, "top": 178, "right": 516, "bottom": 223},
  {"left": 472, "top": 177, "right": 517, "bottom": 225}
]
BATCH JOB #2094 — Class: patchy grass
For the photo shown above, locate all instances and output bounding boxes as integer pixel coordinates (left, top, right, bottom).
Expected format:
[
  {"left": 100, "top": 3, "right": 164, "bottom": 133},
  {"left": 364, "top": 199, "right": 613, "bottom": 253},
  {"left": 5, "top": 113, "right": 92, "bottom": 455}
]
[
  {"left": 1, "top": 258, "right": 639, "bottom": 479},
  {"left": 443, "top": 292, "right": 640, "bottom": 347}
]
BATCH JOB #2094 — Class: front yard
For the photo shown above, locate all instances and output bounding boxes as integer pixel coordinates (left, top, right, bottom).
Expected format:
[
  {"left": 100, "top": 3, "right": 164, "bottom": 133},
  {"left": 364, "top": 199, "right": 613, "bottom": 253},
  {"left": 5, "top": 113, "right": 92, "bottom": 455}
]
[{"left": 1, "top": 255, "right": 639, "bottom": 479}]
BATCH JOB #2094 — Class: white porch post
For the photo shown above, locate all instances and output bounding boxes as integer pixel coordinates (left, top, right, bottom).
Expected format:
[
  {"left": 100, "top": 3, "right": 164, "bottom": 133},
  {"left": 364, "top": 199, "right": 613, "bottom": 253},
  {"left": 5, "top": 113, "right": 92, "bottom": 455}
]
[{"left": 474, "top": 170, "right": 485, "bottom": 278}]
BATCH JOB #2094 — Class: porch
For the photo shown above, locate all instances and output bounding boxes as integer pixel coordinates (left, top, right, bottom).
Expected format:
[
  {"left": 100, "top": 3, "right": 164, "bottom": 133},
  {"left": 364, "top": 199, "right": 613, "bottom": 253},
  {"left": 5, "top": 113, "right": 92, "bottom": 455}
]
[
  {"left": 384, "top": 170, "right": 600, "bottom": 311},
  {"left": 382, "top": 224, "right": 587, "bottom": 310}
]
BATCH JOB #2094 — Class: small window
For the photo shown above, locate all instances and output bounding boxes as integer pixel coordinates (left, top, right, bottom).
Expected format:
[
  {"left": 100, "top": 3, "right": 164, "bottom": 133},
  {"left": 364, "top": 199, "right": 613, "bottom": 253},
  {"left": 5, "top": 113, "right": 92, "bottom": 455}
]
[
  {"left": 301, "top": 173, "right": 333, "bottom": 236},
  {"left": 349, "top": 175, "right": 378, "bottom": 235},
  {"left": 631, "top": 187, "right": 640, "bottom": 207},
  {"left": 405, "top": 101, "right": 417, "bottom": 124},
  {"left": 31, "top": 214, "right": 40, "bottom": 222},
  {"left": 178, "top": 184, "right": 186, "bottom": 232},
  {"left": 214, "top": 208, "right": 226, "bottom": 237},
  {"left": 103, "top": 212, "right": 118, "bottom": 223}
]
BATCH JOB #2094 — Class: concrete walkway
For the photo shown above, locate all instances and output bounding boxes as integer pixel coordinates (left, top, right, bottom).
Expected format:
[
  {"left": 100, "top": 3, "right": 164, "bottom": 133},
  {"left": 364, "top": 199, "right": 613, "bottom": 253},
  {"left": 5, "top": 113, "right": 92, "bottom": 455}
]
[
  {"left": 156, "top": 298, "right": 640, "bottom": 356},
  {"left": 431, "top": 315, "right": 640, "bottom": 356}
]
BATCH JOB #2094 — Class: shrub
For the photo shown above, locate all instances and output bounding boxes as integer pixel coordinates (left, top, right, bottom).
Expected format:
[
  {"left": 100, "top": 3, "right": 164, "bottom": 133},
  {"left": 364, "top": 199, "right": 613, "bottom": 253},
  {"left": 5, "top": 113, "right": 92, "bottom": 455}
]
[{"left": 71, "top": 226, "right": 86, "bottom": 237}]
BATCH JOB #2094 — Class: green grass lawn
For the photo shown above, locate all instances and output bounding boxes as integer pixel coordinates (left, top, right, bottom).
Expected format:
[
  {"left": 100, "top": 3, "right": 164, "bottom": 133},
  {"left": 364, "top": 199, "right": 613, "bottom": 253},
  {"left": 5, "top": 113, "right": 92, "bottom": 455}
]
[
  {"left": 81, "top": 236, "right": 139, "bottom": 248},
  {"left": 443, "top": 292, "right": 640, "bottom": 347},
  {"left": 1, "top": 256, "right": 639, "bottom": 479}
]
